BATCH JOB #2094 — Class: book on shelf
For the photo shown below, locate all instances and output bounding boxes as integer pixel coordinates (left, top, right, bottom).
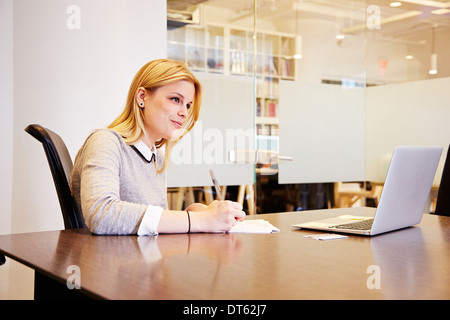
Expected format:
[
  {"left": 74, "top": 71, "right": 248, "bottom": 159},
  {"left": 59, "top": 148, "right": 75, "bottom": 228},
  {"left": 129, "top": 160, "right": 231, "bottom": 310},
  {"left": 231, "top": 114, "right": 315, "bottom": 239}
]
[
  {"left": 267, "top": 57, "right": 278, "bottom": 76},
  {"left": 256, "top": 98, "right": 262, "bottom": 117},
  {"left": 264, "top": 99, "right": 278, "bottom": 117},
  {"left": 257, "top": 124, "right": 279, "bottom": 136},
  {"left": 280, "top": 58, "right": 293, "bottom": 77},
  {"left": 230, "top": 51, "right": 246, "bottom": 74}
]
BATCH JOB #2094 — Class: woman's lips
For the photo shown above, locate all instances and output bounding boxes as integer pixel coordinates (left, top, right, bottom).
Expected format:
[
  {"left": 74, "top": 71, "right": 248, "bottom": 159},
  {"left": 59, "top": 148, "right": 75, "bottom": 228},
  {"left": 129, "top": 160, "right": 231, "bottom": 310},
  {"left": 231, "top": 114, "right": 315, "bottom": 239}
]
[{"left": 171, "top": 119, "right": 183, "bottom": 128}]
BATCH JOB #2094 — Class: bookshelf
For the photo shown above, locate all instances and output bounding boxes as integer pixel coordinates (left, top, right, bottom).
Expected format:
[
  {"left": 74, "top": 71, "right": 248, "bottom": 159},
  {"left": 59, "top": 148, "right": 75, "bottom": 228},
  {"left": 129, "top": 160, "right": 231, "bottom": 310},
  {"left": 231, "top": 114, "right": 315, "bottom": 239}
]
[
  {"left": 228, "top": 28, "right": 296, "bottom": 80},
  {"left": 168, "top": 25, "right": 225, "bottom": 73},
  {"left": 228, "top": 28, "right": 296, "bottom": 152}
]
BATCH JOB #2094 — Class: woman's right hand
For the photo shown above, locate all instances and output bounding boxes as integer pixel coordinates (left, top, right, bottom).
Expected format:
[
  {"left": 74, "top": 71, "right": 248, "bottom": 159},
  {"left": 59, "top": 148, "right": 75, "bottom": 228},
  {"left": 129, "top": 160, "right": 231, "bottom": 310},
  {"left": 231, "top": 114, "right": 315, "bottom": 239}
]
[{"left": 190, "top": 200, "right": 245, "bottom": 233}]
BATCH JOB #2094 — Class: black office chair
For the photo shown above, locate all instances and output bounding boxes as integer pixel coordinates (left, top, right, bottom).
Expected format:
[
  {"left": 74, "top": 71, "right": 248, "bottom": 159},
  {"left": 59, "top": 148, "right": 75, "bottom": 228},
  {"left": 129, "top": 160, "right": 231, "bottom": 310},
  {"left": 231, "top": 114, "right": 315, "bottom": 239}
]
[
  {"left": 434, "top": 146, "right": 450, "bottom": 216},
  {"left": 25, "top": 124, "right": 85, "bottom": 229}
]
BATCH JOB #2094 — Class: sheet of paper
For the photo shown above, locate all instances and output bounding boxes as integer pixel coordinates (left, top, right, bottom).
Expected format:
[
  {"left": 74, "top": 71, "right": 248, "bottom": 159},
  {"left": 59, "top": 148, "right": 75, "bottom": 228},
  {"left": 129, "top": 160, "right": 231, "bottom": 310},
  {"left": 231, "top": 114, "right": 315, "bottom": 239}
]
[{"left": 229, "top": 219, "right": 280, "bottom": 234}]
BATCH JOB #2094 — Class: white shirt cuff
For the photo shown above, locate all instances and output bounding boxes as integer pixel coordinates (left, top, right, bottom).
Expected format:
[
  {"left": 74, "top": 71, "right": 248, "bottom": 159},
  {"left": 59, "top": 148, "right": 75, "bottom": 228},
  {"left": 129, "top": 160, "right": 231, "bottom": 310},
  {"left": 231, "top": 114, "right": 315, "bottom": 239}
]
[{"left": 137, "top": 205, "right": 163, "bottom": 236}]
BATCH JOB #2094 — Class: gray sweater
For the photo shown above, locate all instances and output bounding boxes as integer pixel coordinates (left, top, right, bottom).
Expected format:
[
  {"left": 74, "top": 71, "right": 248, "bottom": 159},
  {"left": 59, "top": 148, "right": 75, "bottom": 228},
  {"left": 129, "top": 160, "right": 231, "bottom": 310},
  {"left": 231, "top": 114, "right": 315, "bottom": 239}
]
[{"left": 70, "top": 129, "right": 168, "bottom": 235}]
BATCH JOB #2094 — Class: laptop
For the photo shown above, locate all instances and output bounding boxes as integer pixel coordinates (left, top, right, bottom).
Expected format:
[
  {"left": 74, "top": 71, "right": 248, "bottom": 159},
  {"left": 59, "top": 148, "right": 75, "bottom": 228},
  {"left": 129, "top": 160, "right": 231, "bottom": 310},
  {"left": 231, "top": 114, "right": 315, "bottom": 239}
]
[{"left": 292, "top": 146, "right": 442, "bottom": 236}]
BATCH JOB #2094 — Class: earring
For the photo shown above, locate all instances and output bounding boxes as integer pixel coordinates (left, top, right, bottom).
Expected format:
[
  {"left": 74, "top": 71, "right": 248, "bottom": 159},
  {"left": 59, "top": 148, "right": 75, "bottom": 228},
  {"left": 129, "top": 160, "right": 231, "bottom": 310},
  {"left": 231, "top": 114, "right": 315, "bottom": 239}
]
[{"left": 138, "top": 102, "right": 144, "bottom": 108}]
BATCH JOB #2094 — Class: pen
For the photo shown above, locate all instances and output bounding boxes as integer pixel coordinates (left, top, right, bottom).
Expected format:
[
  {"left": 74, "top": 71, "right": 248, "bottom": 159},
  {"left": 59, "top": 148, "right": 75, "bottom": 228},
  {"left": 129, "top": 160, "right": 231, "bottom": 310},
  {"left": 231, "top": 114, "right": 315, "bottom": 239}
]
[
  {"left": 209, "top": 169, "right": 224, "bottom": 201},
  {"left": 210, "top": 169, "right": 244, "bottom": 222}
]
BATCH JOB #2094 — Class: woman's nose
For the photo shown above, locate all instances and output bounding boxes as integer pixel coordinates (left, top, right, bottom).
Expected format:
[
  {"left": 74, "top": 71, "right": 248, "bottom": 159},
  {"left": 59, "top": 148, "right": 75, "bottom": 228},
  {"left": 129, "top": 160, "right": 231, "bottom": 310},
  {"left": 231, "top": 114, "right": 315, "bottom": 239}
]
[{"left": 178, "top": 105, "right": 188, "bottom": 118}]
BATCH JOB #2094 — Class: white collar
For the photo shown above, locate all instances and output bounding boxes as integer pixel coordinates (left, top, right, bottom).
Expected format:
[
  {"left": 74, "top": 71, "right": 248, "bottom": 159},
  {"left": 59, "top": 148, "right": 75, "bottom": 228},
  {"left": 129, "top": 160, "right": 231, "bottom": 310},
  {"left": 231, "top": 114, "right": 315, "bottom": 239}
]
[{"left": 134, "top": 140, "right": 156, "bottom": 163}]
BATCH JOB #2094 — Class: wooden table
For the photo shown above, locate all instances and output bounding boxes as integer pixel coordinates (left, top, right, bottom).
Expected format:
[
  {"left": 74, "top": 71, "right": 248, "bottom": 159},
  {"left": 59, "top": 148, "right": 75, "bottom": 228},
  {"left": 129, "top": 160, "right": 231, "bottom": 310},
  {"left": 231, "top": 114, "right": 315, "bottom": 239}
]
[{"left": 0, "top": 208, "right": 449, "bottom": 300}]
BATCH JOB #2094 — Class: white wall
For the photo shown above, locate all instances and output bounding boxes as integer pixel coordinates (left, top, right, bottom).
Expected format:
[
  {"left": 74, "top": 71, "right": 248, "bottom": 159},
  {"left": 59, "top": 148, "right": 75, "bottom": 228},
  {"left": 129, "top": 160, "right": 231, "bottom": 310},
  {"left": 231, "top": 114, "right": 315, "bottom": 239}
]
[
  {"left": 0, "top": 0, "right": 15, "bottom": 298},
  {"left": 0, "top": 0, "right": 14, "bottom": 236},
  {"left": 2, "top": 0, "right": 167, "bottom": 234}
]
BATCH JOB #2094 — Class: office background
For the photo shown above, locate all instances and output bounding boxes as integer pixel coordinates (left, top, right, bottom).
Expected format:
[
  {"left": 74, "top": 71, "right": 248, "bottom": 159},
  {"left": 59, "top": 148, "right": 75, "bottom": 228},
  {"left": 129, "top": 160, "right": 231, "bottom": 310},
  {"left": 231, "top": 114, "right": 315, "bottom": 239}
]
[{"left": 1, "top": 0, "right": 449, "bottom": 298}]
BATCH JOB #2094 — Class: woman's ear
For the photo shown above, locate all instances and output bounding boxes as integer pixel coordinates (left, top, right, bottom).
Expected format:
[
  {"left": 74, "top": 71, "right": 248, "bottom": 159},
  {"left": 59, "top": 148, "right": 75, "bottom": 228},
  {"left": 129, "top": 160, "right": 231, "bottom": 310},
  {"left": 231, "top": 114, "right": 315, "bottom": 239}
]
[{"left": 136, "top": 87, "right": 146, "bottom": 108}]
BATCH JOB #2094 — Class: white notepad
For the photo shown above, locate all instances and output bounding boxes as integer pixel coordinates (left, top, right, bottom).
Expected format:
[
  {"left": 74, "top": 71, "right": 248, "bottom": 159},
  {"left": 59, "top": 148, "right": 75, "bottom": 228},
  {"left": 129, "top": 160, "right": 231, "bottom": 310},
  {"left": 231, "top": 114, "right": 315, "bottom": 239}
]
[{"left": 229, "top": 219, "right": 280, "bottom": 234}]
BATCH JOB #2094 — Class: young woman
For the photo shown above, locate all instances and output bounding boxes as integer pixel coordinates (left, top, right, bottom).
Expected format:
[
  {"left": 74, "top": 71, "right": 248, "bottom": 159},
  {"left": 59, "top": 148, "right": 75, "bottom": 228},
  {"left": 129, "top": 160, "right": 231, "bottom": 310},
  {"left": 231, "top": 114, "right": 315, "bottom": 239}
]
[{"left": 70, "top": 59, "right": 245, "bottom": 235}]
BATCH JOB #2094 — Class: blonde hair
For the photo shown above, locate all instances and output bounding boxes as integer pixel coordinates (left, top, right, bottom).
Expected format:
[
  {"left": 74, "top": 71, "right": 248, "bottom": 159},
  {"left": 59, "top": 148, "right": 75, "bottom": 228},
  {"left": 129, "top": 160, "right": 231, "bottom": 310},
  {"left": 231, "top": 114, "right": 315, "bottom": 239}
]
[{"left": 108, "top": 59, "right": 202, "bottom": 172}]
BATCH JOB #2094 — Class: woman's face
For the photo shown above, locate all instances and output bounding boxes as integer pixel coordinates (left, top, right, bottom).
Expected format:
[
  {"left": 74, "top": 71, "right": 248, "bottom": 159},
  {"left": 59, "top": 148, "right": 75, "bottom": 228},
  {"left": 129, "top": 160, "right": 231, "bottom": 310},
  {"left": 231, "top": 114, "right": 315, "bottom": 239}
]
[{"left": 139, "top": 80, "right": 195, "bottom": 145}]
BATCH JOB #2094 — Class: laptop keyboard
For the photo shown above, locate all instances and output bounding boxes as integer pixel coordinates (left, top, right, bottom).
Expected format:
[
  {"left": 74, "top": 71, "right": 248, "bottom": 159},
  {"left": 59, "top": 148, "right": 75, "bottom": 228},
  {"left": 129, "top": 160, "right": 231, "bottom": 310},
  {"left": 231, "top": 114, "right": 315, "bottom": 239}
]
[{"left": 330, "top": 218, "right": 374, "bottom": 230}]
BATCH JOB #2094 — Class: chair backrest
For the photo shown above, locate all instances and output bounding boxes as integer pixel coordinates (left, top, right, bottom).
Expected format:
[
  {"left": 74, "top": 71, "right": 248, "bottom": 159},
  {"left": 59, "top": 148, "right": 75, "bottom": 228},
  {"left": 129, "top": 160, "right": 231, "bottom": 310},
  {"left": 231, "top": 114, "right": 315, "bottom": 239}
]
[
  {"left": 434, "top": 146, "right": 450, "bottom": 216},
  {"left": 25, "top": 124, "right": 85, "bottom": 229},
  {"left": 435, "top": 146, "right": 450, "bottom": 216}
]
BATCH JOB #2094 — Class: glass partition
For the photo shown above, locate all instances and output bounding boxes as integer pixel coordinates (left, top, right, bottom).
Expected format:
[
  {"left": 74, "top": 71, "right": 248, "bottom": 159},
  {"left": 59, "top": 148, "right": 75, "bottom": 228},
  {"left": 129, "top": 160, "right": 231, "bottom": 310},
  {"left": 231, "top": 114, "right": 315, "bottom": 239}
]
[
  {"left": 252, "top": 0, "right": 364, "bottom": 212},
  {"left": 167, "top": 0, "right": 450, "bottom": 215},
  {"left": 364, "top": 0, "right": 450, "bottom": 213}
]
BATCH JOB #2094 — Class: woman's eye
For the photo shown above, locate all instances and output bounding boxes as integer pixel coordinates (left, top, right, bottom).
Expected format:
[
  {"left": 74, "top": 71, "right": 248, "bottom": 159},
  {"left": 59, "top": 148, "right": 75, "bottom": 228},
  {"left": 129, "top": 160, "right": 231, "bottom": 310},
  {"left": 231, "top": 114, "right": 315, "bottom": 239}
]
[
  {"left": 186, "top": 103, "right": 192, "bottom": 110},
  {"left": 171, "top": 97, "right": 180, "bottom": 103}
]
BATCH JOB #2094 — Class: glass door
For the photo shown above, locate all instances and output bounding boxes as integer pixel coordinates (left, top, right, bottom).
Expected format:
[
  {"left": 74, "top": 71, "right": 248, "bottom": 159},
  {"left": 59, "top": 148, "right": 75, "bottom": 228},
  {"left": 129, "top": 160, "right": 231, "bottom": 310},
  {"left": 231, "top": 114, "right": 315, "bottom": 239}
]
[{"left": 254, "top": 0, "right": 366, "bottom": 213}]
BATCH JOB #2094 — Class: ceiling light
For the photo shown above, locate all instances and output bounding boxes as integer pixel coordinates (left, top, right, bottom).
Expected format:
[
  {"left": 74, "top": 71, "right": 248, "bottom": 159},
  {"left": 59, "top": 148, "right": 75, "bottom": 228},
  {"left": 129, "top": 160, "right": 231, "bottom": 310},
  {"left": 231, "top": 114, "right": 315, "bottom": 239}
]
[
  {"left": 293, "top": 10, "right": 302, "bottom": 59},
  {"left": 390, "top": 2, "right": 402, "bottom": 7},
  {"left": 336, "top": 34, "right": 345, "bottom": 40},
  {"left": 293, "top": 36, "right": 303, "bottom": 58},
  {"left": 429, "top": 53, "right": 438, "bottom": 75},
  {"left": 405, "top": 55, "right": 414, "bottom": 60},
  {"left": 428, "top": 26, "right": 438, "bottom": 75},
  {"left": 431, "top": 9, "right": 450, "bottom": 15}
]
